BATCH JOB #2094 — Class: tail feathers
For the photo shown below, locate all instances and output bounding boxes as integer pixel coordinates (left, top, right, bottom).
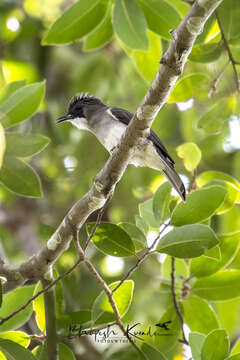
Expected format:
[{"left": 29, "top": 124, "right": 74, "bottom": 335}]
[{"left": 163, "top": 166, "right": 186, "bottom": 202}]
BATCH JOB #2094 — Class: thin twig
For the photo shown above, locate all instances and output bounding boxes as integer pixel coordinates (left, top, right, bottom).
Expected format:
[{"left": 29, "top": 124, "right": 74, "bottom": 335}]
[
  {"left": 215, "top": 11, "right": 240, "bottom": 92},
  {"left": 208, "top": 60, "right": 230, "bottom": 97},
  {"left": 112, "top": 221, "right": 170, "bottom": 294},
  {"left": 171, "top": 257, "right": 188, "bottom": 345}
]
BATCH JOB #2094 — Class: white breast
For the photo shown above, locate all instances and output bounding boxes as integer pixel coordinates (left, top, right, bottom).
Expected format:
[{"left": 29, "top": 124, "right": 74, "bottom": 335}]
[{"left": 70, "top": 117, "right": 89, "bottom": 131}]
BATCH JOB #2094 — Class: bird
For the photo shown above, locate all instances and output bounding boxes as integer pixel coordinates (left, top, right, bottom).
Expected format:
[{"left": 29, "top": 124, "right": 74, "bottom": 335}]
[{"left": 57, "top": 93, "right": 186, "bottom": 201}]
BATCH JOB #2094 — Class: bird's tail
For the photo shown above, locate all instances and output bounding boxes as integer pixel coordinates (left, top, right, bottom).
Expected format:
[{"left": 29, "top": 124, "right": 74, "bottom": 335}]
[{"left": 163, "top": 165, "right": 186, "bottom": 202}]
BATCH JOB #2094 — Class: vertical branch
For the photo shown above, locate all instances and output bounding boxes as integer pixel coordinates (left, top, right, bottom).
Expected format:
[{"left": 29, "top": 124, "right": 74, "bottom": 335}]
[
  {"left": 170, "top": 256, "right": 188, "bottom": 345},
  {"left": 42, "top": 276, "right": 58, "bottom": 360}
]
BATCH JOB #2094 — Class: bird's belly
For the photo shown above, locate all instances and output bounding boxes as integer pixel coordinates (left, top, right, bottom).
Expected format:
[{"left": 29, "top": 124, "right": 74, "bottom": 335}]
[
  {"left": 131, "top": 142, "right": 165, "bottom": 171},
  {"left": 97, "top": 122, "right": 126, "bottom": 152}
]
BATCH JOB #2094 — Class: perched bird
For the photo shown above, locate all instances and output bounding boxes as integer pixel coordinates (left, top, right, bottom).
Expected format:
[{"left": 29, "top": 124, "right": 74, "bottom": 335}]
[{"left": 57, "top": 93, "right": 186, "bottom": 201}]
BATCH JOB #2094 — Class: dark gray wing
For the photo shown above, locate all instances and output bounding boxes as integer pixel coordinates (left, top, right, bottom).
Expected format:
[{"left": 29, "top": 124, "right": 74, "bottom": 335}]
[{"left": 110, "top": 107, "right": 175, "bottom": 166}]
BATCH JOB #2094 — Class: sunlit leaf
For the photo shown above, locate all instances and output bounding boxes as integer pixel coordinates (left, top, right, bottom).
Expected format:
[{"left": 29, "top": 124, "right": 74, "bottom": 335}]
[
  {"left": 176, "top": 142, "right": 201, "bottom": 172},
  {"left": 0, "top": 156, "right": 42, "bottom": 197},
  {"left": 33, "top": 282, "right": 45, "bottom": 333},
  {"left": 189, "top": 332, "right": 205, "bottom": 360},
  {"left": 6, "top": 133, "right": 50, "bottom": 157},
  {"left": 0, "top": 124, "right": 5, "bottom": 169},
  {"left": 42, "top": 0, "right": 107, "bottom": 45},
  {"left": 201, "top": 329, "right": 229, "bottom": 360},
  {"left": 189, "top": 42, "right": 222, "bottom": 63},
  {"left": 192, "top": 270, "right": 240, "bottom": 300},
  {"left": 118, "top": 222, "right": 146, "bottom": 251},
  {"left": 137, "top": 0, "right": 181, "bottom": 39},
  {"left": 0, "top": 81, "right": 45, "bottom": 128},
  {"left": 0, "top": 332, "right": 30, "bottom": 348},
  {"left": 0, "top": 339, "right": 35, "bottom": 360},
  {"left": 218, "top": 0, "right": 240, "bottom": 40},
  {"left": 113, "top": 0, "right": 149, "bottom": 50},
  {"left": 152, "top": 182, "right": 172, "bottom": 224},
  {"left": 0, "top": 80, "right": 26, "bottom": 106},
  {"left": 139, "top": 199, "right": 160, "bottom": 228},
  {"left": 171, "top": 186, "right": 227, "bottom": 226},
  {"left": 168, "top": 74, "right": 208, "bottom": 103},
  {"left": 92, "top": 280, "right": 134, "bottom": 324},
  {"left": 157, "top": 224, "right": 218, "bottom": 258}
]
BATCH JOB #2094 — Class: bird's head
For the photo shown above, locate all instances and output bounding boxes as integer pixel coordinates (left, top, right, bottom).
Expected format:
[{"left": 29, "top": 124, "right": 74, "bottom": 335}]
[{"left": 56, "top": 93, "right": 105, "bottom": 130}]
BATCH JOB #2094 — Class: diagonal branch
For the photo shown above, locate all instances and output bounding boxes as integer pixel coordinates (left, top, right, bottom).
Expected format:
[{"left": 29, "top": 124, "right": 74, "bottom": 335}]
[{"left": 1, "top": 0, "right": 224, "bottom": 293}]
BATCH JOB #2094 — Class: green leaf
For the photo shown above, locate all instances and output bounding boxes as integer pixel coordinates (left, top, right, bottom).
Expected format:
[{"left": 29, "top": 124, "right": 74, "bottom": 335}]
[
  {"left": 122, "top": 30, "right": 161, "bottom": 82},
  {"left": 33, "top": 282, "right": 45, "bottom": 333},
  {"left": 32, "top": 343, "right": 47, "bottom": 359},
  {"left": 189, "top": 42, "right": 222, "bottom": 63},
  {"left": 83, "top": 6, "right": 113, "bottom": 51},
  {"left": 157, "top": 224, "right": 218, "bottom": 258},
  {"left": 152, "top": 182, "right": 172, "bottom": 224},
  {"left": 0, "top": 285, "right": 34, "bottom": 333},
  {"left": 0, "top": 156, "right": 42, "bottom": 197},
  {"left": 171, "top": 186, "right": 227, "bottom": 226},
  {"left": 86, "top": 222, "right": 135, "bottom": 257},
  {"left": 197, "top": 170, "right": 240, "bottom": 190},
  {"left": 190, "top": 232, "right": 240, "bottom": 277},
  {"left": 168, "top": 74, "right": 208, "bottom": 103},
  {"left": 228, "top": 355, "right": 240, "bottom": 360},
  {"left": 176, "top": 142, "right": 201, "bottom": 172},
  {"left": 197, "top": 97, "right": 234, "bottom": 134},
  {"left": 118, "top": 222, "right": 146, "bottom": 251},
  {"left": 189, "top": 332, "right": 205, "bottom": 360},
  {"left": 135, "top": 215, "right": 149, "bottom": 236},
  {"left": 59, "top": 343, "right": 76, "bottom": 360},
  {"left": 113, "top": 0, "right": 149, "bottom": 50},
  {"left": 0, "top": 81, "right": 45, "bottom": 128},
  {"left": 0, "top": 339, "right": 35, "bottom": 360},
  {"left": 92, "top": 280, "right": 134, "bottom": 324},
  {"left": 201, "top": 329, "right": 229, "bottom": 360},
  {"left": 192, "top": 270, "right": 240, "bottom": 300},
  {"left": 0, "top": 80, "right": 26, "bottom": 106},
  {"left": 141, "top": 343, "right": 167, "bottom": 360},
  {"left": 183, "top": 296, "right": 219, "bottom": 334},
  {"left": 0, "top": 332, "right": 30, "bottom": 348},
  {"left": 162, "top": 256, "right": 188, "bottom": 279},
  {"left": 6, "top": 133, "right": 50, "bottom": 157},
  {"left": 57, "top": 310, "right": 91, "bottom": 330},
  {"left": 139, "top": 199, "right": 160, "bottom": 228},
  {"left": 218, "top": 0, "right": 240, "bottom": 40},
  {"left": 137, "top": 0, "right": 181, "bottom": 39},
  {"left": 0, "top": 124, "right": 5, "bottom": 169},
  {"left": 42, "top": 0, "right": 107, "bottom": 45}
]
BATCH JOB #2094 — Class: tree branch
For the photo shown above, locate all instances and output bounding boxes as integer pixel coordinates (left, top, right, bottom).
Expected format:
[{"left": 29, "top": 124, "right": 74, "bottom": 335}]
[{"left": 2, "top": 0, "right": 224, "bottom": 292}]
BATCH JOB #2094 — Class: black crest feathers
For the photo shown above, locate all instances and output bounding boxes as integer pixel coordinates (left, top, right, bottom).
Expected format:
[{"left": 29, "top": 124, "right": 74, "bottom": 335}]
[{"left": 68, "top": 93, "right": 104, "bottom": 113}]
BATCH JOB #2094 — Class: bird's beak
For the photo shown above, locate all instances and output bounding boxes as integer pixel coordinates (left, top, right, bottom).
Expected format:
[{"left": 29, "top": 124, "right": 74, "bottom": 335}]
[{"left": 56, "top": 114, "right": 73, "bottom": 123}]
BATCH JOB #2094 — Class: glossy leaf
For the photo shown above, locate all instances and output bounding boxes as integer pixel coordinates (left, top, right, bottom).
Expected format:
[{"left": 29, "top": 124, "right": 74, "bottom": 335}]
[
  {"left": 201, "top": 329, "right": 229, "bottom": 360},
  {"left": 141, "top": 343, "right": 167, "bottom": 360},
  {"left": 92, "top": 280, "right": 134, "bottom": 324},
  {"left": 157, "top": 224, "right": 218, "bottom": 258},
  {"left": 0, "top": 124, "right": 5, "bottom": 169},
  {"left": 33, "top": 282, "right": 45, "bottom": 333},
  {"left": 42, "top": 0, "right": 107, "bottom": 45},
  {"left": 183, "top": 296, "right": 219, "bottom": 334},
  {"left": 0, "top": 156, "right": 42, "bottom": 197},
  {"left": 189, "top": 332, "right": 205, "bottom": 360},
  {"left": 0, "top": 332, "right": 30, "bottom": 348},
  {"left": 0, "top": 285, "right": 34, "bottom": 333},
  {"left": 58, "top": 343, "right": 76, "bottom": 360},
  {"left": 137, "top": 0, "right": 181, "bottom": 39},
  {"left": 83, "top": 6, "right": 113, "bottom": 51},
  {"left": 122, "top": 31, "right": 161, "bottom": 82},
  {"left": 218, "top": 0, "right": 240, "bottom": 40},
  {"left": 139, "top": 199, "right": 160, "bottom": 228},
  {"left": 0, "top": 80, "right": 26, "bottom": 106},
  {"left": 228, "top": 355, "right": 240, "bottom": 360},
  {"left": 152, "top": 182, "right": 172, "bottom": 224},
  {"left": 190, "top": 232, "right": 240, "bottom": 277},
  {"left": 87, "top": 222, "right": 135, "bottom": 257},
  {"left": 171, "top": 186, "right": 227, "bottom": 226},
  {"left": 192, "top": 270, "right": 240, "bottom": 300},
  {"left": 197, "top": 97, "right": 234, "bottom": 134},
  {"left": 189, "top": 42, "right": 222, "bottom": 63},
  {"left": 197, "top": 170, "right": 240, "bottom": 190},
  {"left": 176, "top": 142, "right": 201, "bottom": 172},
  {"left": 135, "top": 215, "right": 149, "bottom": 235},
  {"left": 6, "top": 133, "right": 50, "bottom": 157},
  {"left": 168, "top": 74, "right": 208, "bottom": 103},
  {"left": 113, "top": 0, "right": 149, "bottom": 50},
  {"left": 118, "top": 222, "right": 146, "bottom": 251},
  {"left": 0, "top": 81, "right": 45, "bottom": 128},
  {"left": 205, "top": 180, "right": 239, "bottom": 214},
  {"left": 0, "top": 339, "right": 35, "bottom": 360}
]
